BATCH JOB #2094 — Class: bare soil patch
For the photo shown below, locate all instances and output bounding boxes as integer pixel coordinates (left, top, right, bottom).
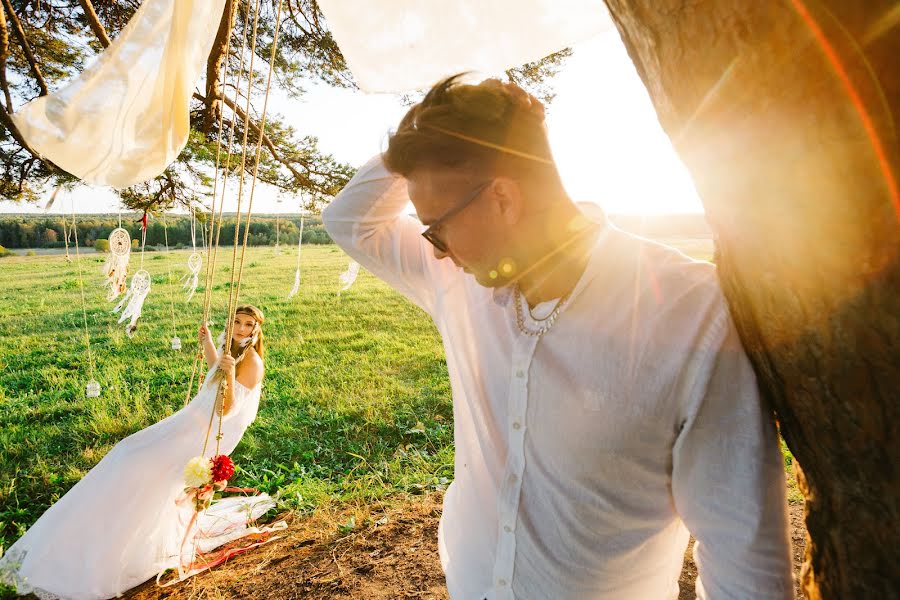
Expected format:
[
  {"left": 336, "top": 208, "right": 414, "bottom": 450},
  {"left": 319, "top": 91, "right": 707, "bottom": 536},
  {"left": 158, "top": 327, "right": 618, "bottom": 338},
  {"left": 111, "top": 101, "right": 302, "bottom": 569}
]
[{"left": 120, "top": 495, "right": 805, "bottom": 600}]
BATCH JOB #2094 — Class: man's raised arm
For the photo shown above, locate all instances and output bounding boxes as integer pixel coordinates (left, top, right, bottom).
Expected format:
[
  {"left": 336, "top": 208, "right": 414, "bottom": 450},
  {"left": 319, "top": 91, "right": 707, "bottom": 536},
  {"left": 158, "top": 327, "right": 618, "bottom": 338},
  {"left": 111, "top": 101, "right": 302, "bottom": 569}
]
[{"left": 322, "top": 155, "right": 456, "bottom": 314}]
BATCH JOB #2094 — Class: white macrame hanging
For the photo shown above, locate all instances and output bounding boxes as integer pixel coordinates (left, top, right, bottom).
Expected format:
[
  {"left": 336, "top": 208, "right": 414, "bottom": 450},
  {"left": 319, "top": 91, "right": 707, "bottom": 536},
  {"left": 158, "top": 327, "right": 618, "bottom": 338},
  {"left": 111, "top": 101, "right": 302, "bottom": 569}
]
[
  {"left": 11, "top": 0, "right": 227, "bottom": 188},
  {"left": 181, "top": 210, "right": 202, "bottom": 301},
  {"left": 103, "top": 227, "right": 131, "bottom": 301},
  {"left": 114, "top": 269, "right": 152, "bottom": 337},
  {"left": 287, "top": 214, "right": 304, "bottom": 299},
  {"left": 182, "top": 252, "right": 203, "bottom": 301},
  {"left": 338, "top": 259, "right": 360, "bottom": 295}
]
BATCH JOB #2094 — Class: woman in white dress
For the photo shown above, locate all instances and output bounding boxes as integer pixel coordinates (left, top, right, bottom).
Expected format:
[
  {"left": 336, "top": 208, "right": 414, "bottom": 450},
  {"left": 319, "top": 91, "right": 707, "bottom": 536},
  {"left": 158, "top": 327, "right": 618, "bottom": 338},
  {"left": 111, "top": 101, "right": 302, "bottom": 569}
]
[{"left": 0, "top": 305, "right": 268, "bottom": 600}]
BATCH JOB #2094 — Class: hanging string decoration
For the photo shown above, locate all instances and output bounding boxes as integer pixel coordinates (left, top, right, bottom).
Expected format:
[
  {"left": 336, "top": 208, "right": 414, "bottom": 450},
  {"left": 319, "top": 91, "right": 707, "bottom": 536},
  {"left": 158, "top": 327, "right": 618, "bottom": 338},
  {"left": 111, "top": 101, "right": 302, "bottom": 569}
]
[
  {"left": 181, "top": 207, "right": 203, "bottom": 301},
  {"left": 103, "top": 227, "right": 131, "bottom": 301},
  {"left": 338, "top": 259, "right": 360, "bottom": 295},
  {"left": 69, "top": 199, "right": 101, "bottom": 398},
  {"left": 287, "top": 214, "right": 304, "bottom": 299},
  {"left": 114, "top": 269, "right": 152, "bottom": 337},
  {"left": 162, "top": 216, "right": 183, "bottom": 350}
]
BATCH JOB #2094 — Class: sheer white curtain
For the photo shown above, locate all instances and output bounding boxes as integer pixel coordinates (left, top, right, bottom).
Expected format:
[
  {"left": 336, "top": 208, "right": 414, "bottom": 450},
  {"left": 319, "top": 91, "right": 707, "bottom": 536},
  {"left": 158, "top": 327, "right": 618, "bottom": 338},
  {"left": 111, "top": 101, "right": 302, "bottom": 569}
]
[
  {"left": 317, "top": 0, "right": 610, "bottom": 93},
  {"left": 12, "top": 0, "right": 227, "bottom": 188}
]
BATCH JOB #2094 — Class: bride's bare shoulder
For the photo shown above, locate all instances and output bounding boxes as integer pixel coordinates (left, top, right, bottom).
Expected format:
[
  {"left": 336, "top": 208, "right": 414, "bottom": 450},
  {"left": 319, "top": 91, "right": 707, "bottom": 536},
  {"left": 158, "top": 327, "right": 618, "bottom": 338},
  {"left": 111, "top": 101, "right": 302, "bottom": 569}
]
[{"left": 236, "top": 349, "right": 264, "bottom": 388}]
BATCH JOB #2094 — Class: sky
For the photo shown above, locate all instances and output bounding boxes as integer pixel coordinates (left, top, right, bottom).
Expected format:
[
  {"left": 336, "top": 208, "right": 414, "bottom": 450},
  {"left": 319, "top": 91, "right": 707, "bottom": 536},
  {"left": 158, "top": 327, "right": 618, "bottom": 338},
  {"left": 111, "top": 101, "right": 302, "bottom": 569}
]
[{"left": 0, "top": 29, "right": 703, "bottom": 216}]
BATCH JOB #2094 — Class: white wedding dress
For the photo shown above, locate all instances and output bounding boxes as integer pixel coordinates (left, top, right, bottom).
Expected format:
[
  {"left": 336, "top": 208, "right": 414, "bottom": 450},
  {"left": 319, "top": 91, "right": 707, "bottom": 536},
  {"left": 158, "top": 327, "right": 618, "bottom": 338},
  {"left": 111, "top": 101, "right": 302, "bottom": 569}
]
[{"left": 0, "top": 367, "right": 273, "bottom": 600}]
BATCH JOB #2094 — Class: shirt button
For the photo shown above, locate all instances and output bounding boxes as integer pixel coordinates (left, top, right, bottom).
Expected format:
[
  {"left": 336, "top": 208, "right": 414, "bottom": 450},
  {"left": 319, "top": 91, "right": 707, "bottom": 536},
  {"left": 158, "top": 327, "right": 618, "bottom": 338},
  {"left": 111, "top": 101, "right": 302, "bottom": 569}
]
[
  {"left": 515, "top": 369, "right": 525, "bottom": 378},
  {"left": 510, "top": 473, "right": 518, "bottom": 482},
  {"left": 498, "top": 579, "right": 507, "bottom": 586},
  {"left": 512, "top": 421, "right": 521, "bottom": 430},
  {"left": 504, "top": 525, "right": 512, "bottom": 532}
]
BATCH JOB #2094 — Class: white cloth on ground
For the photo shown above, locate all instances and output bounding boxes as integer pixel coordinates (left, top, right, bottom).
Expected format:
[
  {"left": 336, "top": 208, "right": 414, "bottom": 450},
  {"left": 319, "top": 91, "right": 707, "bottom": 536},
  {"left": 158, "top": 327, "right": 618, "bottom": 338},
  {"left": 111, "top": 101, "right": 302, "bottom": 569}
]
[
  {"left": 323, "top": 156, "right": 793, "bottom": 599},
  {"left": 0, "top": 370, "right": 265, "bottom": 600}
]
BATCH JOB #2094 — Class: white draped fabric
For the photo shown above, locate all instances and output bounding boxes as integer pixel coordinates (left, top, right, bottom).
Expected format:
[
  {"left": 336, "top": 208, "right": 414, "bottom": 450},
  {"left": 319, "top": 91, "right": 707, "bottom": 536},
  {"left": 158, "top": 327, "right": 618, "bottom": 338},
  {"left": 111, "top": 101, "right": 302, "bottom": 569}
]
[
  {"left": 316, "top": 0, "right": 611, "bottom": 93},
  {"left": 12, "top": 0, "right": 227, "bottom": 188}
]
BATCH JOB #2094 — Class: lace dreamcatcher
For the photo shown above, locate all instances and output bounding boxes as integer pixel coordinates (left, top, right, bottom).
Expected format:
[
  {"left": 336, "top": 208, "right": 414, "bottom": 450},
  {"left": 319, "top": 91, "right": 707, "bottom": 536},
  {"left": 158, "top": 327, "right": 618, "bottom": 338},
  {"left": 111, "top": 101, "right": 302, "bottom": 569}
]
[{"left": 103, "top": 227, "right": 131, "bottom": 302}]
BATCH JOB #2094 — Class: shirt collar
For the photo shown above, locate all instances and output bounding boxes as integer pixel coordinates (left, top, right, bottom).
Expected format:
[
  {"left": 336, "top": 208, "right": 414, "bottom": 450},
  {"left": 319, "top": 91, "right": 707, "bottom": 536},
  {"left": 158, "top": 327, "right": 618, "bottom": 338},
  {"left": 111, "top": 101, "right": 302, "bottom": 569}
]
[{"left": 491, "top": 221, "right": 613, "bottom": 309}]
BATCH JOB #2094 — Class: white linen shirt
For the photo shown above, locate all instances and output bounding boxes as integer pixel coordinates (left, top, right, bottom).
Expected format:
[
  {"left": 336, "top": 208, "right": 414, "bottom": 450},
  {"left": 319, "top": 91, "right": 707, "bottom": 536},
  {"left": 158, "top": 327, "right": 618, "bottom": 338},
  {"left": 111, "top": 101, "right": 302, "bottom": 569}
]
[{"left": 323, "top": 157, "right": 793, "bottom": 599}]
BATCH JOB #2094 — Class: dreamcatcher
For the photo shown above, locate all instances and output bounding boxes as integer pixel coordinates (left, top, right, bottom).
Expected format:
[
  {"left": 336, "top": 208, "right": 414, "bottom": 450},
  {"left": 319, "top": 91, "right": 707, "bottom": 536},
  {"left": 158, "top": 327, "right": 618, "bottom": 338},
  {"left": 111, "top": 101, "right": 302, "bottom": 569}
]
[
  {"left": 113, "top": 213, "right": 151, "bottom": 337},
  {"left": 338, "top": 259, "right": 360, "bottom": 295},
  {"left": 103, "top": 225, "right": 131, "bottom": 301}
]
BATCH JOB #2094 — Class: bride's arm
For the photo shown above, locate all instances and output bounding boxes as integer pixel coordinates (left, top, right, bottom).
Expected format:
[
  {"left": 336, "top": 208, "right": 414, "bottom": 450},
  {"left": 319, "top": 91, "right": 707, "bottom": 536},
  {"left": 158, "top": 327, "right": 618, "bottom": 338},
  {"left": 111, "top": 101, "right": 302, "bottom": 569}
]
[{"left": 199, "top": 322, "right": 218, "bottom": 369}]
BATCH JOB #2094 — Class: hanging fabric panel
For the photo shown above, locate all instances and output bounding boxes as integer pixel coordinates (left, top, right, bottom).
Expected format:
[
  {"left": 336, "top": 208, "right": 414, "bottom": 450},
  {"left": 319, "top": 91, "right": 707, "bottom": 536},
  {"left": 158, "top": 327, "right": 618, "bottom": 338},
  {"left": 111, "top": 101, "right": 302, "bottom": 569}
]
[
  {"left": 12, "top": 0, "right": 227, "bottom": 188},
  {"left": 316, "top": 0, "right": 610, "bottom": 93}
]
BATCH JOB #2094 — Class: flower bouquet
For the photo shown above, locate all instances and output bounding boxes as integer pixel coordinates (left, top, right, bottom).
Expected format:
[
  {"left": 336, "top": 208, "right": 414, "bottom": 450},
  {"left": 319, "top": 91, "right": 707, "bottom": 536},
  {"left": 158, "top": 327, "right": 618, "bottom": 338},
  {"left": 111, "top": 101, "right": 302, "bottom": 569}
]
[{"left": 182, "top": 454, "right": 235, "bottom": 512}]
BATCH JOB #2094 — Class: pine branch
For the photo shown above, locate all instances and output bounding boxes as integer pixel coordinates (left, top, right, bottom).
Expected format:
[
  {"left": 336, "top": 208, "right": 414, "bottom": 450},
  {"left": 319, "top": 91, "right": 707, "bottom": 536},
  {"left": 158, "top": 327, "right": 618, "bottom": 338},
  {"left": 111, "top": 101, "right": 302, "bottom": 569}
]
[
  {"left": 77, "top": 0, "right": 111, "bottom": 48},
  {"left": 194, "top": 90, "right": 310, "bottom": 183},
  {"left": 0, "top": 0, "right": 48, "bottom": 96}
]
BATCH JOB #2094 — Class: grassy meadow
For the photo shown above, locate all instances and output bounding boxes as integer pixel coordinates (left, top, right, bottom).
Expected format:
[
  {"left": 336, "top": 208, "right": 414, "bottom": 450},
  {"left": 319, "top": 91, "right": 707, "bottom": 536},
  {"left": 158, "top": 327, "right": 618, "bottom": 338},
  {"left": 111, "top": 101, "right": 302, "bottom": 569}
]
[
  {"left": 0, "top": 237, "right": 796, "bottom": 555},
  {"left": 0, "top": 244, "right": 453, "bottom": 551}
]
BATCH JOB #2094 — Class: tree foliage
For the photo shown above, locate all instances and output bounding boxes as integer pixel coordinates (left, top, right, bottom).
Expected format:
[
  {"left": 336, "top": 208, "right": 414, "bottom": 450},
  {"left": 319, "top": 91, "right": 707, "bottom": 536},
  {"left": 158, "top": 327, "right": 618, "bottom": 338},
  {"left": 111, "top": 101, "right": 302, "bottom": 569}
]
[{"left": 0, "top": 0, "right": 569, "bottom": 213}]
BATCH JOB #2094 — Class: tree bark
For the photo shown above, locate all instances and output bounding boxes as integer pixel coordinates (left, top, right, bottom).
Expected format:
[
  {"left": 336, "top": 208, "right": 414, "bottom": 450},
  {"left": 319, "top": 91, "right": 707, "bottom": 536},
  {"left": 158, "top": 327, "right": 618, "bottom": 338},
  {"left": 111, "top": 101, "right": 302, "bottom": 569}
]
[
  {"left": 601, "top": 1, "right": 899, "bottom": 597},
  {"left": 77, "top": 0, "right": 111, "bottom": 48}
]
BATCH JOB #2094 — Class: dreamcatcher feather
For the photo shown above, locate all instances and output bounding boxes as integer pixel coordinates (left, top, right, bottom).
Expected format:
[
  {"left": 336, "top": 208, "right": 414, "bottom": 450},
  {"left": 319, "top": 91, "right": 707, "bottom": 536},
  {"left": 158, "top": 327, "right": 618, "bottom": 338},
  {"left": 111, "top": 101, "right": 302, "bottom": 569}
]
[
  {"left": 113, "top": 269, "right": 151, "bottom": 337},
  {"left": 103, "top": 227, "right": 131, "bottom": 302},
  {"left": 181, "top": 252, "right": 203, "bottom": 301},
  {"left": 338, "top": 259, "right": 360, "bottom": 295},
  {"left": 287, "top": 215, "right": 304, "bottom": 299}
]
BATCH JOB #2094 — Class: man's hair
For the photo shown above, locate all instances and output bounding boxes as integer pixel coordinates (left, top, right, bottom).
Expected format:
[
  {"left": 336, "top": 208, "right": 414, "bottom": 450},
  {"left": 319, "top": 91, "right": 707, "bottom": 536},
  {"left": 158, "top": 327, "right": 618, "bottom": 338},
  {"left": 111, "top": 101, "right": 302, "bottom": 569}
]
[{"left": 383, "top": 74, "right": 560, "bottom": 183}]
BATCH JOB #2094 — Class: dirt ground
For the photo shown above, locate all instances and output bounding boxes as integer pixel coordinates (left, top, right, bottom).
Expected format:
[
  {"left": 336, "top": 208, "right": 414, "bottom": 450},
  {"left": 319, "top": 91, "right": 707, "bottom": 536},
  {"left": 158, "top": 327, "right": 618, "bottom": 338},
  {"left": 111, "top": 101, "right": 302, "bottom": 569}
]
[{"left": 121, "top": 494, "right": 806, "bottom": 600}]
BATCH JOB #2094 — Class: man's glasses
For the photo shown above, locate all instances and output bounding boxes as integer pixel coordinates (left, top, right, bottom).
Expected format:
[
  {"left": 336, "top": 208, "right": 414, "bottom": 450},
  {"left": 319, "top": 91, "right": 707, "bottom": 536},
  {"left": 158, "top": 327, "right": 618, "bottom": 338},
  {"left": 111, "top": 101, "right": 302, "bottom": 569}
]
[{"left": 421, "top": 180, "right": 493, "bottom": 254}]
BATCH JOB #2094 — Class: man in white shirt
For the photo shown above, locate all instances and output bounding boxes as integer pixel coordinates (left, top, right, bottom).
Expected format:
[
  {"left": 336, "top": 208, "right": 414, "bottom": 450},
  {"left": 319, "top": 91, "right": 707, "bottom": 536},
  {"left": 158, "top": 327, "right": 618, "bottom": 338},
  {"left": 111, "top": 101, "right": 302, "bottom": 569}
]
[{"left": 322, "top": 75, "right": 792, "bottom": 599}]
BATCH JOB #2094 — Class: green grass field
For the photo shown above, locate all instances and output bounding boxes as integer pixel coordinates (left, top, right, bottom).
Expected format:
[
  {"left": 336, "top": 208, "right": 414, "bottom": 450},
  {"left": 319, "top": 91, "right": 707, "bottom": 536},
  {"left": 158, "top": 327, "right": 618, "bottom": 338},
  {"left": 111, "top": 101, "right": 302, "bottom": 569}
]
[
  {"left": 0, "top": 245, "right": 454, "bottom": 550},
  {"left": 0, "top": 241, "right": 797, "bottom": 553}
]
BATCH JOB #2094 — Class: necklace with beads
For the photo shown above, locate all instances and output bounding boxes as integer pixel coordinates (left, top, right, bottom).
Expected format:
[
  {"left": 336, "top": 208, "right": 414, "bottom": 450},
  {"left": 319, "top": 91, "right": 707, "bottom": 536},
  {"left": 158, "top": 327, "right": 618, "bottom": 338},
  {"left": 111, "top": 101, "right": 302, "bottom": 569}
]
[{"left": 513, "top": 285, "right": 569, "bottom": 337}]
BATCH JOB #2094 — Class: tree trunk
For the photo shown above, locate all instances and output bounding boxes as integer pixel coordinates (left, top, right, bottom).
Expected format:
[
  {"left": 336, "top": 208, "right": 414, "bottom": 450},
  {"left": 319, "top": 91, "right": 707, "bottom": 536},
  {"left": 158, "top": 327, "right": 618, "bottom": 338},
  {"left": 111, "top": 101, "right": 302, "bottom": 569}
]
[
  {"left": 601, "top": 1, "right": 899, "bottom": 597},
  {"left": 202, "top": 0, "right": 236, "bottom": 134}
]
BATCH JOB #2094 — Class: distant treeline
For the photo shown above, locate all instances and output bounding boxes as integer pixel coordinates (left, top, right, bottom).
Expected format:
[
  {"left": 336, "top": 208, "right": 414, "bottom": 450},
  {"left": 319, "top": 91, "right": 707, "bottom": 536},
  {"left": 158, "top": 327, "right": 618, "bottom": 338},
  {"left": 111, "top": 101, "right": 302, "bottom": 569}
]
[{"left": 0, "top": 214, "right": 332, "bottom": 249}]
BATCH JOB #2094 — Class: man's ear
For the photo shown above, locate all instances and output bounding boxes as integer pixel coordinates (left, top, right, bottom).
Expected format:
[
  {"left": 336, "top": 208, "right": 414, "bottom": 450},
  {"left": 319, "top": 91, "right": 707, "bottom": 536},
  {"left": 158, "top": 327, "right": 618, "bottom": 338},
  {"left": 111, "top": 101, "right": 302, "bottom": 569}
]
[{"left": 490, "top": 177, "right": 524, "bottom": 225}]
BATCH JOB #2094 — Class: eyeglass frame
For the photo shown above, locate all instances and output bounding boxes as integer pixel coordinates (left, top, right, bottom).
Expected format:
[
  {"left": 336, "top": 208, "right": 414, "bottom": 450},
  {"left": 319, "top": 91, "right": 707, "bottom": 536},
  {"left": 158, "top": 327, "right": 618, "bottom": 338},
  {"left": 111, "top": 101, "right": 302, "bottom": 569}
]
[{"left": 420, "top": 180, "right": 493, "bottom": 254}]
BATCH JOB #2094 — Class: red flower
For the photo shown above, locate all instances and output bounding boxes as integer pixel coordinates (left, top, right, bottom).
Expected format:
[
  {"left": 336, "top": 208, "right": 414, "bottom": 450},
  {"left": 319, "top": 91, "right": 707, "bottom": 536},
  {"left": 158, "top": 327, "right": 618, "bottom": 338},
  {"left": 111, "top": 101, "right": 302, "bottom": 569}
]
[{"left": 211, "top": 455, "right": 235, "bottom": 482}]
